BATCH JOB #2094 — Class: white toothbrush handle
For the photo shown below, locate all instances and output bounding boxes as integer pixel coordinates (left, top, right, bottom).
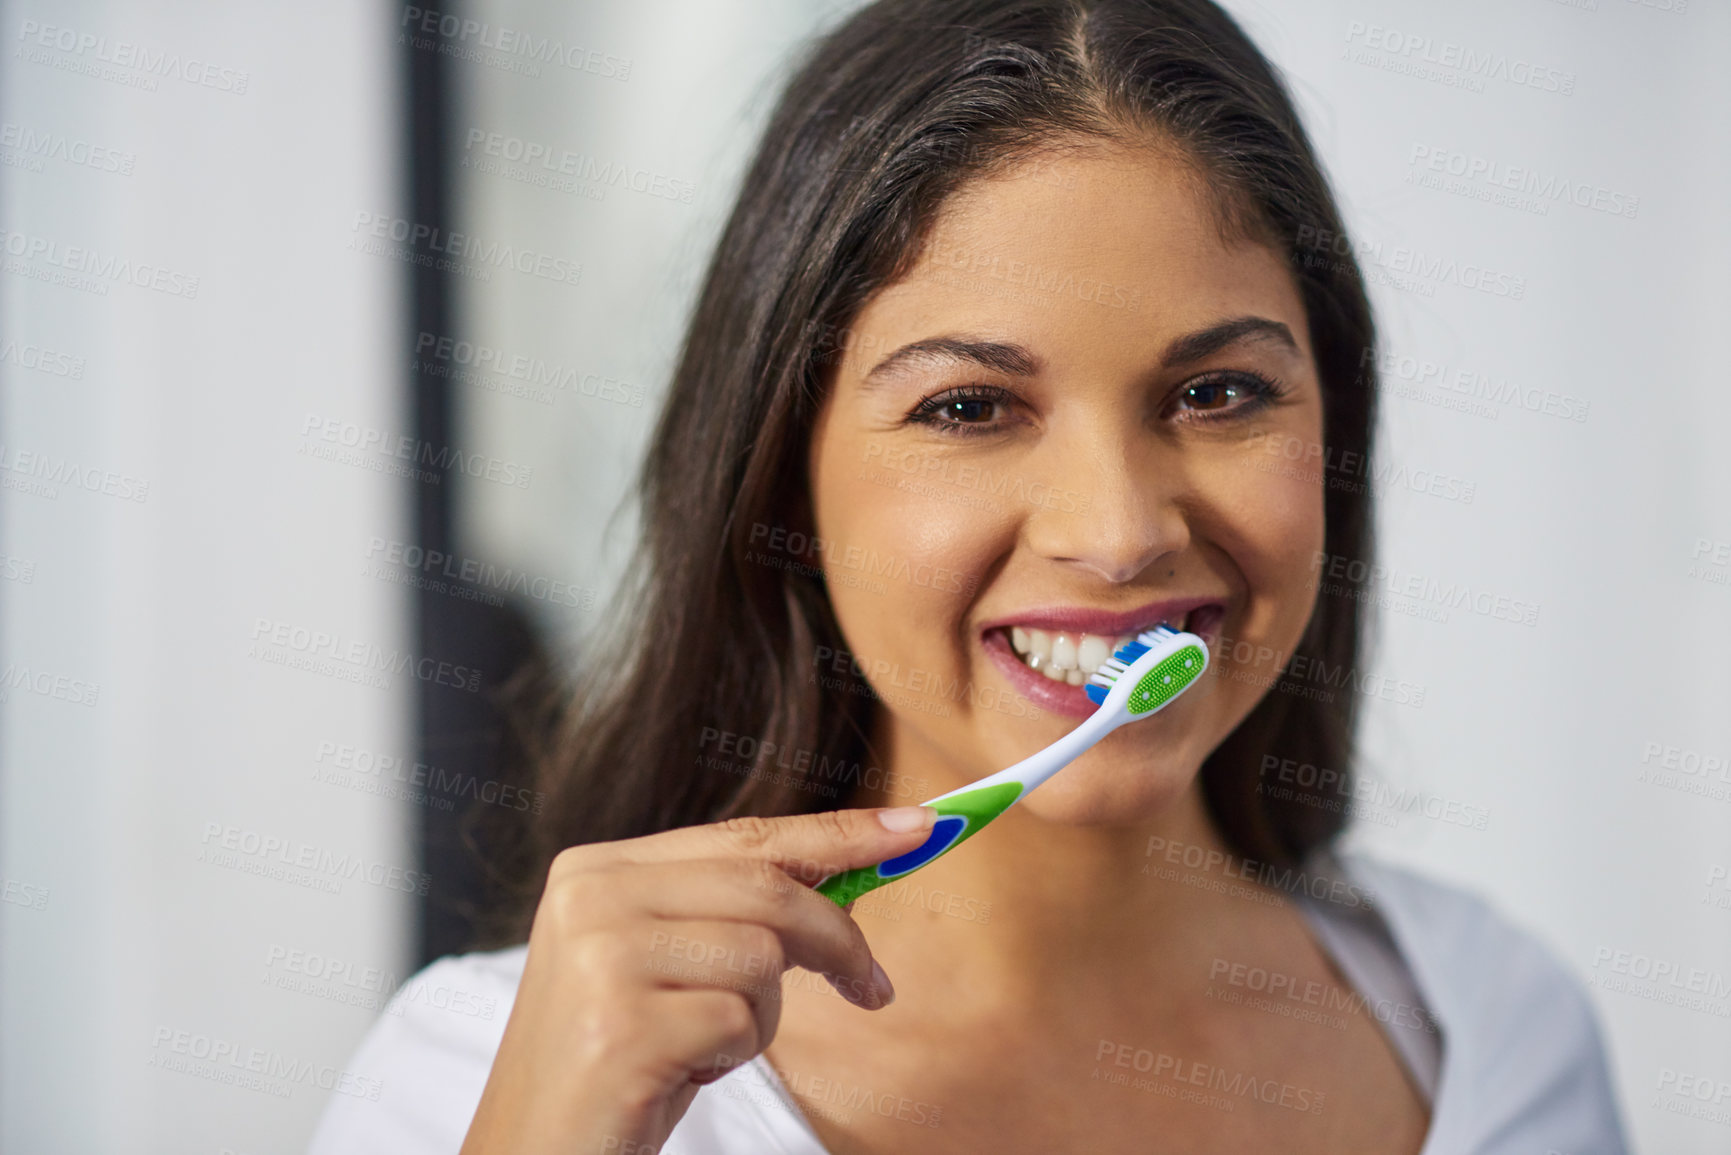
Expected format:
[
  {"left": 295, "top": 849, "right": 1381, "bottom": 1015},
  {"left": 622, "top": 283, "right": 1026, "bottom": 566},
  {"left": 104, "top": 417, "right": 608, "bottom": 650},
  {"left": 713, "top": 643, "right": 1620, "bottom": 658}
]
[
  {"left": 923, "top": 711, "right": 1119, "bottom": 805},
  {"left": 813, "top": 711, "right": 1121, "bottom": 906}
]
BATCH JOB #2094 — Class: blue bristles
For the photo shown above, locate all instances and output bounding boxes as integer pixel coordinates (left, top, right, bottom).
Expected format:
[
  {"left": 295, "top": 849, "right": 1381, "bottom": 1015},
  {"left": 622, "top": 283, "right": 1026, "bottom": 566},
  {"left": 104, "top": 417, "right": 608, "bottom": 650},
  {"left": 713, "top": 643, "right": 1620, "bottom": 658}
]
[{"left": 1083, "top": 626, "right": 1178, "bottom": 705}]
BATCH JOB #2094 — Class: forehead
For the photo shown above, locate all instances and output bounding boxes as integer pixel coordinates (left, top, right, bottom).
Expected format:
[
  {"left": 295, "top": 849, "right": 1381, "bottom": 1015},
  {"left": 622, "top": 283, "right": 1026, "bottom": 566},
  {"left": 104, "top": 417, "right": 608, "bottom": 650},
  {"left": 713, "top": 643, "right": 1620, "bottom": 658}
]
[{"left": 852, "top": 144, "right": 1310, "bottom": 369}]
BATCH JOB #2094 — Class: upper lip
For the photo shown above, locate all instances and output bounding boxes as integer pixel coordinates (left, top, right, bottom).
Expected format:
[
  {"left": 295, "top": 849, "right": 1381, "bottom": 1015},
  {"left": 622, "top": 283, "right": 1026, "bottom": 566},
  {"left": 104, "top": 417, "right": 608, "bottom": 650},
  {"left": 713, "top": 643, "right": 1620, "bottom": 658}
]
[{"left": 976, "top": 595, "right": 1227, "bottom": 640}]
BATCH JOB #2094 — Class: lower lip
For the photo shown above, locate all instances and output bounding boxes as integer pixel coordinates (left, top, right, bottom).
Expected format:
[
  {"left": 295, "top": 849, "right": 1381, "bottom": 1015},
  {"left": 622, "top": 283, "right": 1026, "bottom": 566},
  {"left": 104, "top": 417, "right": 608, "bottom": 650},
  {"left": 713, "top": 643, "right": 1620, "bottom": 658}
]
[{"left": 980, "top": 608, "right": 1224, "bottom": 721}]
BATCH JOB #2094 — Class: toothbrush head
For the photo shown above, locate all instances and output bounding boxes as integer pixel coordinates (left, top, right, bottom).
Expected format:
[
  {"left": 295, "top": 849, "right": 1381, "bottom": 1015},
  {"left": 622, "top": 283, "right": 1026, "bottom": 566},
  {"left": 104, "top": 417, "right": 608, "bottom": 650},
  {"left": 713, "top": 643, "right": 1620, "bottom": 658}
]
[{"left": 1083, "top": 625, "right": 1209, "bottom": 716}]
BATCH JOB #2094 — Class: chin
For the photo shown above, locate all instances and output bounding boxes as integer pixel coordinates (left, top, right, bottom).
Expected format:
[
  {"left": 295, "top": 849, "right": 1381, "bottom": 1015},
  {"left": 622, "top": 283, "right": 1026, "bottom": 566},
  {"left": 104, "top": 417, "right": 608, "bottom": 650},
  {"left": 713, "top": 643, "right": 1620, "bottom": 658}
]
[{"left": 1008, "top": 740, "right": 1202, "bottom": 828}]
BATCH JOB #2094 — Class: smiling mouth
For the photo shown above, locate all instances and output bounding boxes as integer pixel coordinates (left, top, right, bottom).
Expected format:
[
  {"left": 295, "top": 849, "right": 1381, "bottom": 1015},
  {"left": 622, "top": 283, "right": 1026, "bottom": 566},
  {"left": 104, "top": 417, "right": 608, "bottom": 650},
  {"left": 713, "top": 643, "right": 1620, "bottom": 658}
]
[{"left": 999, "top": 606, "right": 1223, "bottom": 686}]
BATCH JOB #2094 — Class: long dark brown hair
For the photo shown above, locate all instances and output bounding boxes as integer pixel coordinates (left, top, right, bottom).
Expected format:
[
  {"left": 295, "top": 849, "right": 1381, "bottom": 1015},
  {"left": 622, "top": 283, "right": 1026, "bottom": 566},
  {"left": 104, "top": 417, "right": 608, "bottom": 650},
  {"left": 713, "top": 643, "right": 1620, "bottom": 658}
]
[{"left": 500, "top": 0, "right": 1379, "bottom": 939}]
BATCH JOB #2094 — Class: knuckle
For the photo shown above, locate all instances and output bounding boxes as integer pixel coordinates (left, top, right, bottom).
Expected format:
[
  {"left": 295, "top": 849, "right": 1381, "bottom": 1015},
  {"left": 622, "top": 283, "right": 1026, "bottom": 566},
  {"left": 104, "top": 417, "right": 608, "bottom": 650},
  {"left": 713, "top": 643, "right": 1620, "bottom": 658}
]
[
  {"left": 811, "top": 808, "right": 855, "bottom": 846},
  {"left": 707, "top": 993, "right": 758, "bottom": 1043},
  {"left": 717, "top": 814, "right": 776, "bottom": 853},
  {"left": 549, "top": 843, "right": 589, "bottom": 876},
  {"left": 567, "top": 929, "right": 639, "bottom": 978},
  {"left": 742, "top": 924, "right": 785, "bottom": 973},
  {"left": 545, "top": 870, "right": 610, "bottom": 931},
  {"left": 548, "top": 842, "right": 606, "bottom": 886}
]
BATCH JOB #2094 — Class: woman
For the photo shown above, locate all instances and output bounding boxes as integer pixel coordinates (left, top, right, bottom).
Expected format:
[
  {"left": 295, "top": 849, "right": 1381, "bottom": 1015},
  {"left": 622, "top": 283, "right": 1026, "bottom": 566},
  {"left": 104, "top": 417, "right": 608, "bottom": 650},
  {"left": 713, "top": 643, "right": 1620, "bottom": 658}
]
[{"left": 311, "top": 1, "right": 1628, "bottom": 1151}]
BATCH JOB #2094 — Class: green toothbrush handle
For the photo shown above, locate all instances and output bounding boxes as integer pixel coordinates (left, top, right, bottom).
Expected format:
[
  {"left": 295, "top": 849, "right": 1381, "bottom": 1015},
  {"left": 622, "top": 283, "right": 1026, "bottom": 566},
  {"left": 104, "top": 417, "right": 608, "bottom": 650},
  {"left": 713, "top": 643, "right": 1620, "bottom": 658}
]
[{"left": 815, "top": 781, "right": 1022, "bottom": 907}]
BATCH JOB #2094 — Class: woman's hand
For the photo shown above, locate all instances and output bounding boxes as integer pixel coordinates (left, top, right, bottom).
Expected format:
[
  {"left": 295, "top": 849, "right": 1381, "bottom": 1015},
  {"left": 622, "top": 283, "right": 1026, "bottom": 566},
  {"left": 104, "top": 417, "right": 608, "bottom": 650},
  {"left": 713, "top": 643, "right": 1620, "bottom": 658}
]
[{"left": 458, "top": 804, "right": 938, "bottom": 1155}]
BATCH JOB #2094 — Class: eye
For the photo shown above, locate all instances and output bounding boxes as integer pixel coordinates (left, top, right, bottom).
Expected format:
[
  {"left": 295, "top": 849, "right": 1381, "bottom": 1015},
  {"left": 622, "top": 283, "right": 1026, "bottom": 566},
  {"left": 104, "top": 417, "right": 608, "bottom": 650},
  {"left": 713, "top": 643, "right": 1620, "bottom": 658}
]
[
  {"left": 905, "top": 384, "right": 1018, "bottom": 435},
  {"left": 1169, "top": 370, "right": 1288, "bottom": 421}
]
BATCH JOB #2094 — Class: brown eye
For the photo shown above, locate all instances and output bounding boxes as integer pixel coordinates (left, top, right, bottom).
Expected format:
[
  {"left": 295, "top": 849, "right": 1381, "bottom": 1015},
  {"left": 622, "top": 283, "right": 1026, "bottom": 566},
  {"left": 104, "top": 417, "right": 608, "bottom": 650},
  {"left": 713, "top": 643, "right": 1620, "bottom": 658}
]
[
  {"left": 939, "top": 397, "right": 998, "bottom": 423},
  {"left": 1170, "top": 371, "right": 1287, "bottom": 421},
  {"left": 1182, "top": 382, "right": 1236, "bottom": 411},
  {"left": 906, "top": 384, "right": 1018, "bottom": 436}
]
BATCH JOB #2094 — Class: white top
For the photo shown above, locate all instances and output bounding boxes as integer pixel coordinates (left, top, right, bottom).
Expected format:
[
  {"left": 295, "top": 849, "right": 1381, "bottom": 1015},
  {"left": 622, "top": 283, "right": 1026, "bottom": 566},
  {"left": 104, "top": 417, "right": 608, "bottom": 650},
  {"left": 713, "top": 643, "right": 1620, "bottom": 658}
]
[{"left": 306, "top": 853, "right": 1630, "bottom": 1154}]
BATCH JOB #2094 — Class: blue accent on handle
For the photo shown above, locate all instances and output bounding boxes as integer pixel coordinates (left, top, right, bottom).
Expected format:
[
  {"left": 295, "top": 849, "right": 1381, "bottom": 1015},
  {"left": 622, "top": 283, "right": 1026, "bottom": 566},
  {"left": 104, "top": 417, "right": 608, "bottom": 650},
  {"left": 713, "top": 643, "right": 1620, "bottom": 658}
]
[{"left": 877, "top": 814, "right": 967, "bottom": 877}]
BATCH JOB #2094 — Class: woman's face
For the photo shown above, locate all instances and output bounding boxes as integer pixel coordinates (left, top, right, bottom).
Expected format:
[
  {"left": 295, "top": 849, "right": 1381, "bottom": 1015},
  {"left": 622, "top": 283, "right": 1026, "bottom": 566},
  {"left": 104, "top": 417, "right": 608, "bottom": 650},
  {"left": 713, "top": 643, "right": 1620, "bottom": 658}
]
[{"left": 807, "top": 142, "right": 1325, "bottom": 825}]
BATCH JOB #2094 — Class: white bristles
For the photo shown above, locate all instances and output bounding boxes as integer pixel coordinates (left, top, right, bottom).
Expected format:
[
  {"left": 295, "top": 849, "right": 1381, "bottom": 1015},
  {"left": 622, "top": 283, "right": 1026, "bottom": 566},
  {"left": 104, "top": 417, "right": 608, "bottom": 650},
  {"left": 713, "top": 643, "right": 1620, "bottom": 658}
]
[{"left": 1088, "top": 625, "right": 1182, "bottom": 689}]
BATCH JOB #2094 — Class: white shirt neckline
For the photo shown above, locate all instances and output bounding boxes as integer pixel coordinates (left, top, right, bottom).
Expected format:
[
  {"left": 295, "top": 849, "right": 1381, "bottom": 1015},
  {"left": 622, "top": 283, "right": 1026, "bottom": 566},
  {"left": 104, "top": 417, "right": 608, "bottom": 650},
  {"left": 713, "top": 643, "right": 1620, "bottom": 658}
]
[{"left": 727, "top": 849, "right": 1446, "bottom": 1153}]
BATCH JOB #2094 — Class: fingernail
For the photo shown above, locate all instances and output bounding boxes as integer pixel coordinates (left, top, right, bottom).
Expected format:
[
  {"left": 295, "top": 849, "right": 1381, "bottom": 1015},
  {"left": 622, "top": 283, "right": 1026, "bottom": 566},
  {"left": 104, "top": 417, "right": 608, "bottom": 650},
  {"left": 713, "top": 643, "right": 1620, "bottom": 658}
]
[
  {"left": 878, "top": 806, "right": 934, "bottom": 833},
  {"left": 870, "top": 959, "right": 896, "bottom": 1006}
]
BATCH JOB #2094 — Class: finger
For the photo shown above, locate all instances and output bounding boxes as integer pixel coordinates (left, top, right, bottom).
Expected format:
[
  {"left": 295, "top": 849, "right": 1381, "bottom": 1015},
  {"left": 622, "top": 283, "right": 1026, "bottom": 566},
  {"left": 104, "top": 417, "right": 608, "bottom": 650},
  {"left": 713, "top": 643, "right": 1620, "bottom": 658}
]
[
  {"left": 559, "top": 806, "right": 938, "bottom": 882},
  {"left": 638, "top": 918, "right": 784, "bottom": 1054},
  {"left": 532, "top": 852, "right": 887, "bottom": 1008},
  {"left": 605, "top": 858, "right": 893, "bottom": 1008},
  {"left": 645, "top": 988, "right": 764, "bottom": 1089}
]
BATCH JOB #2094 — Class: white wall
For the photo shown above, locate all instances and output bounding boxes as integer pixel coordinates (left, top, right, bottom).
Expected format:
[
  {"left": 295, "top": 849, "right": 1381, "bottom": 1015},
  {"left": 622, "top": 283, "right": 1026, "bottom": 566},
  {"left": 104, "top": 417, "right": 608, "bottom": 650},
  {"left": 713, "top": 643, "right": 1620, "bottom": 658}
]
[
  {"left": 0, "top": 2, "right": 413, "bottom": 1151},
  {"left": 1221, "top": 3, "right": 1731, "bottom": 1149}
]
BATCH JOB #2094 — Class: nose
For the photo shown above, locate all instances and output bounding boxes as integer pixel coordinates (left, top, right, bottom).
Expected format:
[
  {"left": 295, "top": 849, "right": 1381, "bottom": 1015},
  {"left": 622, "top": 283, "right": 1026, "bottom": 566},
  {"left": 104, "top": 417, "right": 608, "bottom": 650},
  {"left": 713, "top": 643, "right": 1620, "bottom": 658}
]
[{"left": 1020, "top": 427, "right": 1191, "bottom": 584}]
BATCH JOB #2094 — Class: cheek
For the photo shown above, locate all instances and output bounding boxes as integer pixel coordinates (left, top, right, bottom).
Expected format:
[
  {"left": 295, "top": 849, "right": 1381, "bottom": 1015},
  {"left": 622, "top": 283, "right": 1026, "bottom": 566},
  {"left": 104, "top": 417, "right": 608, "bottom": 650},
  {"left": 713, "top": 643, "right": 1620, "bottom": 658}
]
[
  {"left": 1245, "top": 460, "right": 1327, "bottom": 589},
  {"left": 810, "top": 438, "right": 1007, "bottom": 663},
  {"left": 1251, "top": 428, "right": 1330, "bottom": 607},
  {"left": 1197, "top": 440, "right": 1327, "bottom": 624}
]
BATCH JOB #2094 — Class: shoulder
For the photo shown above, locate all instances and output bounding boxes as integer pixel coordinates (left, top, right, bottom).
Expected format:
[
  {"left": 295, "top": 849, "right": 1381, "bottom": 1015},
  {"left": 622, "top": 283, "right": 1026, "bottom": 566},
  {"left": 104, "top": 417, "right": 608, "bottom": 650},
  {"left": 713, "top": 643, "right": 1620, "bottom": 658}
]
[
  {"left": 1344, "top": 853, "right": 1579, "bottom": 1010},
  {"left": 305, "top": 945, "right": 528, "bottom": 1155},
  {"left": 1338, "top": 853, "right": 1631, "bottom": 1155}
]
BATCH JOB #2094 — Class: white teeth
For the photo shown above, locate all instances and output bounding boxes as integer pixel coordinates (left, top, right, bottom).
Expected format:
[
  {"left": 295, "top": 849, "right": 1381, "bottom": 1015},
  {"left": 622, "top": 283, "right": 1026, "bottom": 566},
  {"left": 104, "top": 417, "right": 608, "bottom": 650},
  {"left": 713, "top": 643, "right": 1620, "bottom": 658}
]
[{"left": 1006, "top": 627, "right": 1142, "bottom": 682}]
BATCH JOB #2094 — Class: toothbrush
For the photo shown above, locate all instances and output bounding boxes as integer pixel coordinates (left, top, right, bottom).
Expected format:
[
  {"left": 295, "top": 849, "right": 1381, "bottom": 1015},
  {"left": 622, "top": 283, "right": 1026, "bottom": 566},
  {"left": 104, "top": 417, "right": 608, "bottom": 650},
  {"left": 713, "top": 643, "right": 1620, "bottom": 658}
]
[{"left": 814, "top": 625, "right": 1209, "bottom": 907}]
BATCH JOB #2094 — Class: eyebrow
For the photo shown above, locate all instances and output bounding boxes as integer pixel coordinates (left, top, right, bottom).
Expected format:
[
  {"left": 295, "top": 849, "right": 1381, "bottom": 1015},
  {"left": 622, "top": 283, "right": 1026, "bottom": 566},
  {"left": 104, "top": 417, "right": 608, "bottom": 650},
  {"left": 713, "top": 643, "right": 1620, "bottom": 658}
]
[
  {"left": 1162, "top": 316, "right": 1299, "bottom": 366},
  {"left": 860, "top": 336, "right": 1041, "bottom": 387},
  {"left": 858, "top": 316, "right": 1299, "bottom": 388}
]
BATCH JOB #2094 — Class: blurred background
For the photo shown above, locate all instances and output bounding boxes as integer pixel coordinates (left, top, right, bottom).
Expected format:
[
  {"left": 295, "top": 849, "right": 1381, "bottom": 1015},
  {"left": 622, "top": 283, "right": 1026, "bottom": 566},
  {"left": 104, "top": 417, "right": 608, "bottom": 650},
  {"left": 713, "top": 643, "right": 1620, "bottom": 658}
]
[{"left": 2, "top": 0, "right": 1726, "bottom": 1150}]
